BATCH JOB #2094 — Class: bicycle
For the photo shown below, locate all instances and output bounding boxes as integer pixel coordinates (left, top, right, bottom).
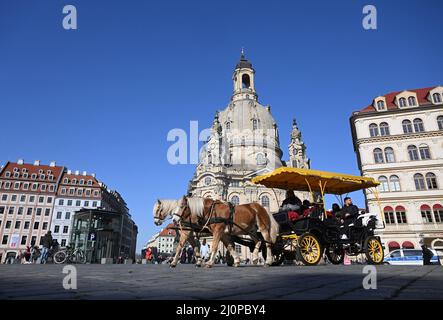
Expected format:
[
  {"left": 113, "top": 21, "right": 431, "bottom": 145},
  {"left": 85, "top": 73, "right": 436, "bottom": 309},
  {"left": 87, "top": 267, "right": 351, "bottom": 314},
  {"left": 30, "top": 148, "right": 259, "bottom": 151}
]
[{"left": 53, "top": 246, "right": 87, "bottom": 264}]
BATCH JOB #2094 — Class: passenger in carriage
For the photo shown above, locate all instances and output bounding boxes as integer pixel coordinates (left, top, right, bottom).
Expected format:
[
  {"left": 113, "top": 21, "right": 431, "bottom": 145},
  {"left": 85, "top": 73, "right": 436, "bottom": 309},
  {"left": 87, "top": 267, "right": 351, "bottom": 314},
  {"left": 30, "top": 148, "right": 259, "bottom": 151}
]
[
  {"left": 339, "top": 197, "right": 360, "bottom": 239},
  {"left": 280, "top": 190, "right": 302, "bottom": 212}
]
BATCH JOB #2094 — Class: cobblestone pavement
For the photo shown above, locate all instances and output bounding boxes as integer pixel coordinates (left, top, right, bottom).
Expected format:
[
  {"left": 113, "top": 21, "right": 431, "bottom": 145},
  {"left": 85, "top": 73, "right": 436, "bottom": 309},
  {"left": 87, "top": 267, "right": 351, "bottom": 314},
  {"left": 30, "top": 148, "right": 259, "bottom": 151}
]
[{"left": 0, "top": 264, "right": 442, "bottom": 300}]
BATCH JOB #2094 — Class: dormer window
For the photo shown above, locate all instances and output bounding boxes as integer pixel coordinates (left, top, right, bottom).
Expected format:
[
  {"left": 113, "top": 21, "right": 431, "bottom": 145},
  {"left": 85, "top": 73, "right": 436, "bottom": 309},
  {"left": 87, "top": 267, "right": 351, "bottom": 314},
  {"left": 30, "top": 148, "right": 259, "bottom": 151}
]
[
  {"left": 408, "top": 96, "right": 416, "bottom": 106},
  {"left": 13, "top": 168, "right": 19, "bottom": 173},
  {"left": 433, "top": 93, "right": 442, "bottom": 104},
  {"left": 376, "top": 100, "right": 385, "bottom": 111},
  {"left": 398, "top": 97, "right": 407, "bottom": 108},
  {"left": 87, "top": 180, "right": 93, "bottom": 186},
  {"left": 5, "top": 171, "right": 11, "bottom": 178},
  {"left": 31, "top": 173, "right": 37, "bottom": 179},
  {"left": 72, "top": 179, "right": 77, "bottom": 185}
]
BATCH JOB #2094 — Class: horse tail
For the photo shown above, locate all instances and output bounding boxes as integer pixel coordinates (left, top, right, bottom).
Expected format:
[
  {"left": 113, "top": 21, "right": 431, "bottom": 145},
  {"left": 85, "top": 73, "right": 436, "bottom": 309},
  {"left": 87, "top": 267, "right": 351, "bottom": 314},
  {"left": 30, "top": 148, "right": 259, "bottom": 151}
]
[
  {"left": 251, "top": 203, "right": 279, "bottom": 244},
  {"left": 266, "top": 209, "right": 279, "bottom": 244}
]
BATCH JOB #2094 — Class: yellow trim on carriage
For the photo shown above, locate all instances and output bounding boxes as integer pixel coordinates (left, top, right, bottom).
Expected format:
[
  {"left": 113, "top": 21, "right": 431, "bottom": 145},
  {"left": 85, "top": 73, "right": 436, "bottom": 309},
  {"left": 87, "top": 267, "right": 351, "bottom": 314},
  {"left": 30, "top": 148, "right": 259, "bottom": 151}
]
[{"left": 251, "top": 167, "right": 379, "bottom": 195}]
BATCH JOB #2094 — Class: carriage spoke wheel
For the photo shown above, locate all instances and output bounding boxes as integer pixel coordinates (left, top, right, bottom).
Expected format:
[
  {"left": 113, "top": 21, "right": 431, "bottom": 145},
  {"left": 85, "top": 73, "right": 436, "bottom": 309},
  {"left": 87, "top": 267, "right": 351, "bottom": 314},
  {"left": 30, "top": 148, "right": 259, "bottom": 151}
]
[
  {"left": 364, "top": 236, "right": 384, "bottom": 265},
  {"left": 326, "top": 244, "right": 345, "bottom": 265},
  {"left": 297, "top": 233, "right": 321, "bottom": 266}
]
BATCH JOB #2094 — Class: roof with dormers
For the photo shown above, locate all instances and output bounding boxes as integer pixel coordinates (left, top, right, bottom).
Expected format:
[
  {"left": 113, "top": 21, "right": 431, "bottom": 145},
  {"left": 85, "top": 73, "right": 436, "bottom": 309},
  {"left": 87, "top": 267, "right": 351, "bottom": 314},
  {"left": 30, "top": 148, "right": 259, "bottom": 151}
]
[
  {"left": 357, "top": 86, "right": 440, "bottom": 114},
  {"left": 0, "top": 161, "right": 64, "bottom": 181}
]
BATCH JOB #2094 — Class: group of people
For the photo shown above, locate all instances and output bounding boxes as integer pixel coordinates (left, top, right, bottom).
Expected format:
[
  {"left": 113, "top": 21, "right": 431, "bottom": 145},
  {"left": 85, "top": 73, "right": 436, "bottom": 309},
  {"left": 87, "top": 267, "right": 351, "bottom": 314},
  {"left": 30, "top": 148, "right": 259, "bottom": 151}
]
[
  {"left": 3, "top": 231, "right": 58, "bottom": 264},
  {"left": 281, "top": 190, "right": 360, "bottom": 239}
]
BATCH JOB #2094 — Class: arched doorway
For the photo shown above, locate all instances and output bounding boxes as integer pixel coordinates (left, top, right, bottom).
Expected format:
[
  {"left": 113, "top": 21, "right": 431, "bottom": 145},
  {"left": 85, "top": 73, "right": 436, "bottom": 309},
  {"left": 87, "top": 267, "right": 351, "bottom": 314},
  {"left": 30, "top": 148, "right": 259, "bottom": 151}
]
[
  {"left": 388, "top": 241, "right": 400, "bottom": 252},
  {"left": 402, "top": 241, "right": 414, "bottom": 249}
]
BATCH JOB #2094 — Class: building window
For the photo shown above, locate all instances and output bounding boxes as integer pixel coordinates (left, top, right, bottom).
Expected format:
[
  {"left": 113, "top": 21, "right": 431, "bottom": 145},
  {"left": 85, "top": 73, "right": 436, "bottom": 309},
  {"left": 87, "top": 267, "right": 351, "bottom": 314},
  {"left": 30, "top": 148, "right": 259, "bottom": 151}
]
[
  {"left": 18, "top": 207, "right": 23, "bottom": 215},
  {"left": 426, "top": 173, "right": 438, "bottom": 190},
  {"left": 408, "top": 96, "right": 416, "bottom": 106},
  {"left": 54, "top": 225, "right": 60, "bottom": 233},
  {"left": 204, "top": 177, "right": 212, "bottom": 186},
  {"left": 2, "top": 235, "right": 8, "bottom": 245},
  {"left": 24, "top": 221, "right": 30, "bottom": 229},
  {"left": 63, "top": 226, "right": 69, "bottom": 234},
  {"left": 29, "top": 196, "right": 35, "bottom": 203},
  {"left": 56, "top": 212, "right": 62, "bottom": 219},
  {"left": 61, "top": 188, "right": 66, "bottom": 195},
  {"left": 433, "top": 205, "right": 443, "bottom": 223},
  {"left": 47, "top": 197, "right": 52, "bottom": 204},
  {"left": 414, "top": 173, "right": 426, "bottom": 190},
  {"left": 252, "top": 119, "right": 258, "bottom": 130},
  {"left": 433, "top": 93, "right": 442, "bottom": 104},
  {"left": 413, "top": 118, "right": 424, "bottom": 132},
  {"left": 235, "top": 244, "right": 242, "bottom": 254},
  {"left": 65, "top": 212, "right": 71, "bottom": 220},
  {"left": 26, "top": 208, "right": 32, "bottom": 215},
  {"left": 42, "top": 222, "right": 48, "bottom": 230},
  {"left": 21, "top": 236, "right": 27, "bottom": 246},
  {"left": 369, "top": 123, "right": 379, "bottom": 137},
  {"left": 1, "top": 194, "right": 7, "bottom": 201},
  {"left": 76, "top": 200, "right": 81, "bottom": 206},
  {"left": 36, "top": 208, "right": 42, "bottom": 216},
  {"left": 226, "top": 122, "right": 231, "bottom": 132},
  {"left": 38, "top": 196, "right": 44, "bottom": 203},
  {"left": 0, "top": 206, "right": 4, "bottom": 214},
  {"left": 379, "top": 122, "right": 390, "bottom": 136},
  {"left": 58, "top": 199, "right": 64, "bottom": 205},
  {"left": 5, "top": 220, "right": 12, "bottom": 229},
  {"left": 384, "top": 207, "right": 395, "bottom": 224},
  {"left": 261, "top": 195, "right": 270, "bottom": 208},
  {"left": 407, "top": 145, "right": 419, "bottom": 161},
  {"left": 11, "top": 195, "right": 17, "bottom": 202},
  {"left": 67, "top": 200, "right": 72, "bottom": 206},
  {"left": 419, "top": 144, "right": 431, "bottom": 160},
  {"left": 20, "top": 195, "right": 26, "bottom": 202},
  {"left": 421, "top": 205, "right": 433, "bottom": 223},
  {"left": 45, "top": 208, "right": 50, "bottom": 216},
  {"left": 256, "top": 153, "right": 267, "bottom": 165},
  {"left": 8, "top": 207, "right": 15, "bottom": 215},
  {"left": 84, "top": 201, "right": 89, "bottom": 207},
  {"left": 398, "top": 97, "right": 407, "bottom": 107},
  {"left": 389, "top": 175, "right": 400, "bottom": 191},
  {"left": 61, "top": 239, "right": 67, "bottom": 247},
  {"left": 373, "top": 148, "right": 384, "bottom": 163},
  {"left": 92, "top": 201, "right": 97, "bottom": 207},
  {"left": 231, "top": 195, "right": 240, "bottom": 206},
  {"left": 376, "top": 100, "right": 385, "bottom": 110},
  {"left": 395, "top": 206, "right": 407, "bottom": 224},
  {"left": 437, "top": 116, "right": 443, "bottom": 130},
  {"left": 378, "top": 176, "right": 389, "bottom": 192},
  {"left": 13, "top": 221, "right": 20, "bottom": 229},
  {"left": 33, "top": 222, "right": 39, "bottom": 229},
  {"left": 384, "top": 147, "right": 395, "bottom": 163}
]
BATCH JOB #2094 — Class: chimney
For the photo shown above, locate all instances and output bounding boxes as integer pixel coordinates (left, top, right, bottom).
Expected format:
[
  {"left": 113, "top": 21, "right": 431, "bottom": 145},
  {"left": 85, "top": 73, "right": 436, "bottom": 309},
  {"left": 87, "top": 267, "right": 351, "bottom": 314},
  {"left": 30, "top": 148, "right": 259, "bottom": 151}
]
[
  {"left": 67, "top": 169, "right": 72, "bottom": 174},
  {"left": 75, "top": 170, "right": 80, "bottom": 175},
  {"left": 92, "top": 173, "right": 96, "bottom": 178},
  {"left": 34, "top": 160, "right": 40, "bottom": 166},
  {"left": 17, "top": 159, "right": 24, "bottom": 165},
  {"left": 82, "top": 171, "right": 87, "bottom": 176},
  {"left": 49, "top": 161, "right": 56, "bottom": 167}
]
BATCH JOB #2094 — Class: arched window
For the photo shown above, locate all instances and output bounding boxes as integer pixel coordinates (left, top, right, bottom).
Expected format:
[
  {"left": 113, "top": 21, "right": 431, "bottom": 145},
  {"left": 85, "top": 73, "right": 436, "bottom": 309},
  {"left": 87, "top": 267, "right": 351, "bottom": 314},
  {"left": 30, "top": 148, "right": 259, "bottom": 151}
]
[
  {"left": 207, "top": 153, "right": 212, "bottom": 165},
  {"left": 421, "top": 204, "right": 433, "bottom": 223},
  {"left": 369, "top": 123, "right": 379, "bottom": 137},
  {"left": 226, "top": 122, "right": 231, "bottom": 132},
  {"left": 379, "top": 122, "right": 390, "bottom": 136},
  {"left": 413, "top": 118, "right": 424, "bottom": 132},
  {"left": 426, "top": 173, "right": 438, "bottom": 189},
  {"left": 261, "top": 195, "right": 270, "bottom": 208},
  {"left": 433, "top": 93, "right": 442, "bottom": 104},
  {"left": 395, "top": 206, "right": 407, "bottom": 224},
  {"left": 256, "top": 153, "right": 266, "bottom": 165},
  {"left": 389, "top": 175, "right": 401, "bottom": 191},
  {"left": 252, "top": 119, "right": 258, "bottom": 130},
  {"left": 418, "top": 144, "right": 431, "bottom": 160},
  {"left": 407, "top": 145, "right": 419, "bottom": 161},
  {"left": 376, "top": 100, "right": 385, "bottom": 110},
  {"left": 231, "top": 195, "right": 240, "bottom": 206},
  {"left": 437, "top": 116, "right": 443, "bottom": 130},
  {"left": 402, "top": 119, "right": 413, "bottom": 133},
  {"left": 379, "top": 176, "right": 389, "bottom": 192},
  {"left": 399, "top": 97, "right": 407, "bottom": 107},
  {"left": 384, "top": 147, "right": 395, "bottom": 163},
  {"left": 373, "top": 148, "right": 384, "bottom": 163},
  {"left": 241, "top": 74, "right": 250, "bottom": 89},
  {"left": 433, "top": 204, "right": 443, "bottom": 223},
  {"left": 384, "top": 206, "right": 395, "bottom": 224},
  {"left": 414, "top": 173, "right": 426, "bottom": 190},
  {"left": 408, "top": 96, "right": 416, "bottom": 106}
]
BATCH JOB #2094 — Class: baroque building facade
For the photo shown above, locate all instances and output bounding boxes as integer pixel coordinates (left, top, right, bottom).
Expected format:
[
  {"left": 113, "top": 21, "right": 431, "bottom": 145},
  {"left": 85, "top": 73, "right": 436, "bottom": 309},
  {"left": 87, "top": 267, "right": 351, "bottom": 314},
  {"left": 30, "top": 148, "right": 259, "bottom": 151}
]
[
  {"left": 350, "top": 86, "right": 443, "bottom": 254},
  {"left": 188, "top": 52, "right": 310, "bottom": 214}
]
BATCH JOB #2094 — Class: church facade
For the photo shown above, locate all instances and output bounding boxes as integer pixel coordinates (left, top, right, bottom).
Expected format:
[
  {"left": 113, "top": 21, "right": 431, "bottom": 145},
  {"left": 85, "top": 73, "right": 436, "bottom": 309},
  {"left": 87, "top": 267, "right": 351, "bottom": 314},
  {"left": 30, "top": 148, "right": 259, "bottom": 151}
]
[{"left": 188, "top": 52, "right": 311, "bottom": 214}]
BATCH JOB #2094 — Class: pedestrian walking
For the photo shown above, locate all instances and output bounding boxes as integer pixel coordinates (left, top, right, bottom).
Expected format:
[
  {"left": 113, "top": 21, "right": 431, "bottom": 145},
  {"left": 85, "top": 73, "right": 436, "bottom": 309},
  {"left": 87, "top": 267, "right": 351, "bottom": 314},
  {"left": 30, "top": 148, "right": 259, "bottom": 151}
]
[
  {"left": 180, "top": 247, "right": 187, "bottom": 264},
  {"left": 40, "top": 231, "right": 53, "bottom": 264},
  {"left": 200, "top": 239, "right": 209, "bottom": 262},
  {"left": 187, "top": 245, "right": 194, "bottom": 264},
  {"left": 422, "top": 244, "right": 434, "bottom": 265}
]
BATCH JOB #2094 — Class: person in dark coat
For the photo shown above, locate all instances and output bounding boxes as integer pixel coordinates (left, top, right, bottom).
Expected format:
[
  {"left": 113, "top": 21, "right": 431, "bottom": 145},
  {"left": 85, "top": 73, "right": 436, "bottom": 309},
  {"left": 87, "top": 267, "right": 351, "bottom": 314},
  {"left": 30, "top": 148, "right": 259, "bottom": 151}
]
[
  {"left": 187, "top": 245, "right": 194, "bottom": 264},
  {"left": 422, "top": 244, "right": 434, "bottom": 265},
  {"left": 281, "top": 190, "right": 302, "bottom": 212},
  {"left": 339, "top": 197, "right": 359, "bottom": 239},
  {"left": 40, "top": 231, "right": 53, "bottom": 264}
]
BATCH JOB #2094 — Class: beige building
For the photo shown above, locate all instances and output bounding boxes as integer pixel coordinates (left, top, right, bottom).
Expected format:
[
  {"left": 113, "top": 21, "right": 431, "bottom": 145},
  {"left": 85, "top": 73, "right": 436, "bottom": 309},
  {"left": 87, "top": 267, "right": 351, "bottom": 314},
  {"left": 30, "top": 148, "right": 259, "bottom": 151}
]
[
  {"left": 188, "top": 52, "right": 311, "bottom": 262},
  {"left": 350, "top": 86, "right": 443, "bottom": 253}
]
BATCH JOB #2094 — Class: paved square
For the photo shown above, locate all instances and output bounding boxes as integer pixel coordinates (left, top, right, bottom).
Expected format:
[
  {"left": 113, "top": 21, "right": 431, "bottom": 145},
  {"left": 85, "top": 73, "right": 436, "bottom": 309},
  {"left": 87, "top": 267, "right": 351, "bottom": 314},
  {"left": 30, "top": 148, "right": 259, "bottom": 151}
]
[{"left": 0, "top": 264, "right": 442, "bottom": 300}]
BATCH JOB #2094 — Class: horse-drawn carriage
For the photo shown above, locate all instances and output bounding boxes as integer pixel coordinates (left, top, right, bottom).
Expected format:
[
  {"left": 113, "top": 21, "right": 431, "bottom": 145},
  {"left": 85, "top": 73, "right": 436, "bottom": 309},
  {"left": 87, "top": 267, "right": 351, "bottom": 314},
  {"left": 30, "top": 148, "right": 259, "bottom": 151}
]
[
  {"left": 251, "top": 167, "right": 385, "bottom": 265},
  {"left": 154, "top": 167, "right": 385, "bottom": 267}
]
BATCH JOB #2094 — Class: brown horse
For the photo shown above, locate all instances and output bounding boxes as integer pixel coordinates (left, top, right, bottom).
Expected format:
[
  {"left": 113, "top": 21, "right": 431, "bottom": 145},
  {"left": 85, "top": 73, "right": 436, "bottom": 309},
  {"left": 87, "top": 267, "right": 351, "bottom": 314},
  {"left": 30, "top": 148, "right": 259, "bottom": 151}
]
[
  {"left": 153, "top": 199, "right": 203, "bottom": 267},
  {"left": 173, "top": 196, "right": 279, "bottom": 267}
]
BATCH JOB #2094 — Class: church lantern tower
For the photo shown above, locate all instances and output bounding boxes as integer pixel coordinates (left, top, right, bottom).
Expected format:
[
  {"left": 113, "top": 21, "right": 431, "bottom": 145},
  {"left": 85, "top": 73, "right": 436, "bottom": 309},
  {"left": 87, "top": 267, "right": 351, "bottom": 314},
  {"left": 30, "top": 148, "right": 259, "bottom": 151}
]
[{"left": 232, "top": 49, "right": 258, "bottom": 102}]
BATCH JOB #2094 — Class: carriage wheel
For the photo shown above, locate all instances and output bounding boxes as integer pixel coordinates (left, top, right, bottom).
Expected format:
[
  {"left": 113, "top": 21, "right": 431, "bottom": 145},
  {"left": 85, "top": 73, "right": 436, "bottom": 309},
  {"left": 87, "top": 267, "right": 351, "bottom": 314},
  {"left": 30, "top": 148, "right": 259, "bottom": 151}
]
[
  {"left": 325, "top": 244, "right": 345, "bottom": 265},
  {"left": 364, "top": 236, "right": 384, "bottom": 265},
  {"left": 297, "top": 233, "right": 322, "bottom": 266}
]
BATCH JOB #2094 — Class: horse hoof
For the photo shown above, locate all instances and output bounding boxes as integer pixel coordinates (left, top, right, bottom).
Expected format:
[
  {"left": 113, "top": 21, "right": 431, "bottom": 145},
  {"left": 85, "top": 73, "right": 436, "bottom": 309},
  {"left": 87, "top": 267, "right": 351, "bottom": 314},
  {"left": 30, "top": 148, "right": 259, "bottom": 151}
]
[
  {"left": 195, "top": 264, "right": 202, "bottom": 268},
  {"left": 264, "top": 263, "right": 271, "bottom": 267},
  {"left": 170, "top": 264, "right": 177, "bottom": 268},
  {"left": 252, "top": 259, "right": 259, "bottom": 265},
  {"left": 233, "top": 263, "right": 240, "bottom": 267},
  {"left": 204, "top": 264, "right": 213, "bottom": 268}
]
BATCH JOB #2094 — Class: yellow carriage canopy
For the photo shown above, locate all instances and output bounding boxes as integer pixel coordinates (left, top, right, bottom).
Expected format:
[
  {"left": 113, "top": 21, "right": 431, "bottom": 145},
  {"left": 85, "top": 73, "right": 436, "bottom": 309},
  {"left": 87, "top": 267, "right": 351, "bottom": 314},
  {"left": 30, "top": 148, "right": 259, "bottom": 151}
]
[{"left": 251, "top": 167, "right": 379, "bottom": 195}]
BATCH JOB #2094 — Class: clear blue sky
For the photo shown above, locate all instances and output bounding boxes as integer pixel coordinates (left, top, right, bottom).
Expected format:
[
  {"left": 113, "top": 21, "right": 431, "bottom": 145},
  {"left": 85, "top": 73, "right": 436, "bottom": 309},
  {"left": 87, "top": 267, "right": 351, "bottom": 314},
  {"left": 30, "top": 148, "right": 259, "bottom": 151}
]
[{"left": 1, "top": 0, "right": 442, "bottom": 251}]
